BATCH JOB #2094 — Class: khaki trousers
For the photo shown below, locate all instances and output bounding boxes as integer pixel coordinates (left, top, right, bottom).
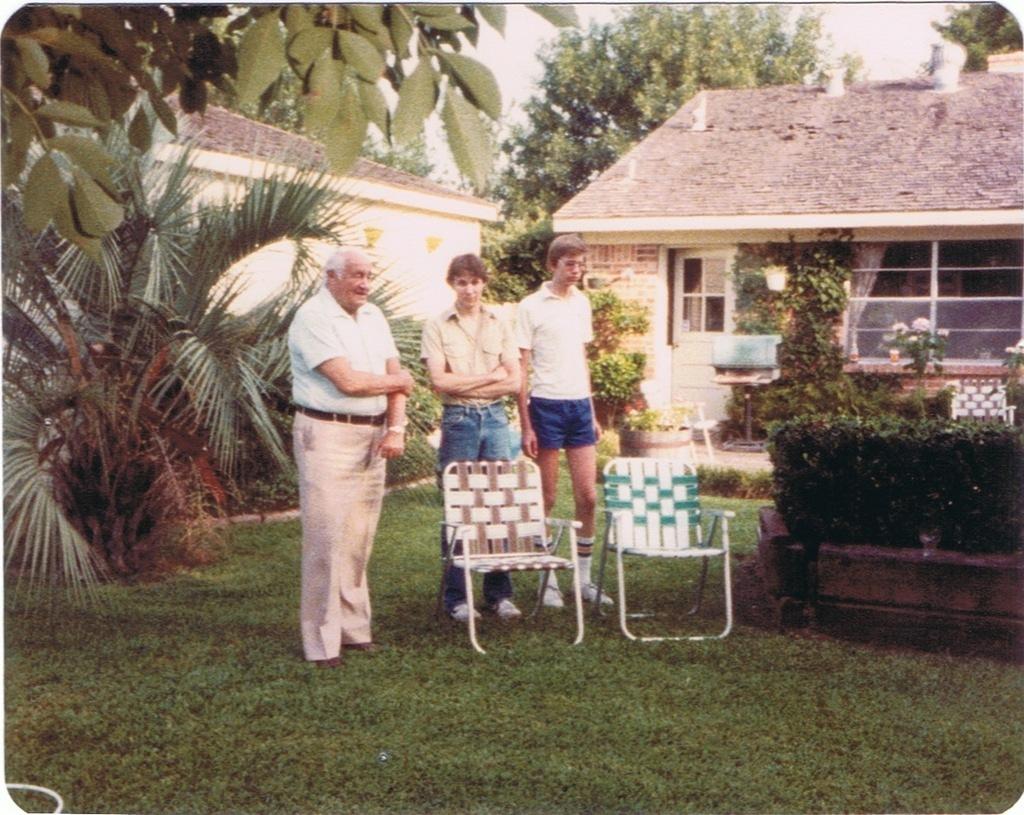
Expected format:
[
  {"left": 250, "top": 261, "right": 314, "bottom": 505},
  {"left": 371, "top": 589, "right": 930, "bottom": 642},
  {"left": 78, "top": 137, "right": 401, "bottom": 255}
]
[{"left": 293, "top": 413, "right": 386, "bottom": 661}]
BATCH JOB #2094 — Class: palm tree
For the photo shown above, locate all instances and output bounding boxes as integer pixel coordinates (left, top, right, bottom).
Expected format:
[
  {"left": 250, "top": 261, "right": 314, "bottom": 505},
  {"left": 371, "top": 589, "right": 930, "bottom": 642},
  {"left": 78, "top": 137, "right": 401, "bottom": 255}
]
[{"left": 3, "top": 129, "right": 363, "bottom": 594}]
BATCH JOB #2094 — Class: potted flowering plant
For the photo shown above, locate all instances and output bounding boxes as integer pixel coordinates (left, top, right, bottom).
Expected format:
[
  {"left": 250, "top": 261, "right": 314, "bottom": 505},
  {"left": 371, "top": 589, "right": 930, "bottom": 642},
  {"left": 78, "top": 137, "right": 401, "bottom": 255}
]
[
  {"left": 619, "top": 402, "right": 694, "bottom": 458},
  {"left": 884, "top": 317, "right": 949, "bottom": 379}
]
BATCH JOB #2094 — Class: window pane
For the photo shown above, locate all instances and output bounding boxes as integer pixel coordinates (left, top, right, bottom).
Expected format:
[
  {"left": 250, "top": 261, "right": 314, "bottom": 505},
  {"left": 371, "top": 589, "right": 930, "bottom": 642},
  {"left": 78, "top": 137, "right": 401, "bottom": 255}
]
[
  {"left": 945, "top": 330, "right": 1022, "bottom": 360},
  {"left": 705, "top": 296, "right": 725, "bottom": 331},
  {"left": 704, "top": 259, "right": 726, "bottom": 293},
  {"left": 868, "top": 270, "right": 930, "bottom": 297},
  {"left": 851, "top": 300, "right": 929, "bottom": 330},
  {"left": 938, "top": 269, "right": 1022, "bottom": 297},
  {"left": 683, "top": 259, "right": 702, "bottom": 293},
  {"left": 852, "top": 329, "right": 896, "bottom": 358},
  {"left": 682, "top": 296, "right": 700, "bottom": 331},
  {"left": 939, "top": 240, "right": 1022, "bottom": 268},
  {"left": 936, "top": 300, "right": 1021, "bottom": 330},
  {"left": 880, "top": 242, "right": 930, "bottom": 269}
]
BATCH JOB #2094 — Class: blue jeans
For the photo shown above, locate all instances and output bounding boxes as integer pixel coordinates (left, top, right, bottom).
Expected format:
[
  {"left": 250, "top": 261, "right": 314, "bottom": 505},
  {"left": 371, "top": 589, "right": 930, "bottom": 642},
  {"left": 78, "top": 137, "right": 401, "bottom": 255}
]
[{"left": 439, "top": 402, "right": 514, "bottom": 611}]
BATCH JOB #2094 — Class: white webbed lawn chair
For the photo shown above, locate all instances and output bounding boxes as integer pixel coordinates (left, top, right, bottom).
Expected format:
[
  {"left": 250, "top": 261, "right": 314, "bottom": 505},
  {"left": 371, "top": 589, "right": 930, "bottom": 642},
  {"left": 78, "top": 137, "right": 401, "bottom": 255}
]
[
  {"left": 594, "top": 457, "right": 734, "bottom": 642},
  {"left": 437, "top": 459, "right": 584, "bottom": 654},
  {"left": 951, "top": 378, "right": 1016, "bottom": 425}
]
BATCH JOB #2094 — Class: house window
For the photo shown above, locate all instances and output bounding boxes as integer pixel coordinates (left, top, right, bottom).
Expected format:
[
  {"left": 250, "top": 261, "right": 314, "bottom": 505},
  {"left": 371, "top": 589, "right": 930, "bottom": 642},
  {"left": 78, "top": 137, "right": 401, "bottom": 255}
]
[
  {"left": 847, "top": 240, "right": 1023, "bottom": 362},
  {"left": 672, "top": 255, "right": 726, "bottom": 334}
]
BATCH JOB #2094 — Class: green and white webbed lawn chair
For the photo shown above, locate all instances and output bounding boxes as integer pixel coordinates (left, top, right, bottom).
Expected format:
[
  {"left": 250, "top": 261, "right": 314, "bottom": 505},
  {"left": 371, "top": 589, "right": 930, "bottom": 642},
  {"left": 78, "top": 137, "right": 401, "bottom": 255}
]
[
  {"left": 594, "top": 457, "right": 734, "bottom": 642},
  {"left": 437, "top": 459, "right": 584, "bottom": 654}
]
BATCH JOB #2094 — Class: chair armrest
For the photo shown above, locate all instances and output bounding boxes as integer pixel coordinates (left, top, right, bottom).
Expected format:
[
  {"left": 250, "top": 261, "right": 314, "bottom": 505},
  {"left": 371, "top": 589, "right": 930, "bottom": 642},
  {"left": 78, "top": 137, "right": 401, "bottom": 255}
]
[
  {"left": 703, "top": 509, "right": 736, "bottom": 519},
  {"left": 546, "top": 518, "right": 583, "bottom": 530}
]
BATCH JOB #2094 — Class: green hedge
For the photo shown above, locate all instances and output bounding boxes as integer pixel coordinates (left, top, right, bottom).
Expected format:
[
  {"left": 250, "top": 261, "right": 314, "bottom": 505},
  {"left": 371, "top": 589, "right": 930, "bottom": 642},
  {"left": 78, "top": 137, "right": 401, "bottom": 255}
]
[{"left": 771, "top": 417, "right": 1024, "bottom": 554}]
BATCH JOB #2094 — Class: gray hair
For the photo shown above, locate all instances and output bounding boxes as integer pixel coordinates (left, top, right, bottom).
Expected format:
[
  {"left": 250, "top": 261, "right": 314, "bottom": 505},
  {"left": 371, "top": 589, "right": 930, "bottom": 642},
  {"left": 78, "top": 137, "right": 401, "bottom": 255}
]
[{"left": 324, "top": 248, "right": 369, "bottom": 279}]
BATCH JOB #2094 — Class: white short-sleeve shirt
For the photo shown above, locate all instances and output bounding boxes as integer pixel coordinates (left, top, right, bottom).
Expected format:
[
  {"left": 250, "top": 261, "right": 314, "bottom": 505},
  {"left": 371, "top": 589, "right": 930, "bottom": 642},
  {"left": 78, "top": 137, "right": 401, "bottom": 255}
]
[
  {"left": 288, "top": 287, "right": 398, "bottom": 415},
  {"left": 516, "top": 282, "right": 593, "bottom": 400}
]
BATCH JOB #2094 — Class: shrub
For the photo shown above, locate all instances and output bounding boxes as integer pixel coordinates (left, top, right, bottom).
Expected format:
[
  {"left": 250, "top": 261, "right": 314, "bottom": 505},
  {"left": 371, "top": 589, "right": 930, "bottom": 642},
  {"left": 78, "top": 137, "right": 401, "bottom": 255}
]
[
  {"left": 696, "top": 466, "right": 774, "bottom": 499},
  {"left": 771, "top": 417, "right": 1024, "bottom": 553},
  {"left": 722, "top": 374, "right": 951, "bottom": 438},
  {"left": 589, "top": 352, "right": 646, "bottom": 427}
]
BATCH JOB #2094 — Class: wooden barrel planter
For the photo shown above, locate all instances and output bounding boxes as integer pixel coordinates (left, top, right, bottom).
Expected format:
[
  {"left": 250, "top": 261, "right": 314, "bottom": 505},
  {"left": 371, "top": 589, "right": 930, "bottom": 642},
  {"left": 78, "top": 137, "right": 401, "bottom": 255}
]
[{"left": 619, "top": 428, "right": 692, "bottom": 459}]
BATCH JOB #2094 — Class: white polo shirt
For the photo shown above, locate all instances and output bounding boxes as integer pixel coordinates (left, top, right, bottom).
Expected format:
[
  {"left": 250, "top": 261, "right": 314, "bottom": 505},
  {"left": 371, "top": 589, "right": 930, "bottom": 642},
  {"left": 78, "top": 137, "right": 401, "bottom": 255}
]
[
  {"left": 516, "top": 282, "right": 593, "bottom": 400},
  {"left": 288, "top": 287, "right": 398, "bottom": 415}
]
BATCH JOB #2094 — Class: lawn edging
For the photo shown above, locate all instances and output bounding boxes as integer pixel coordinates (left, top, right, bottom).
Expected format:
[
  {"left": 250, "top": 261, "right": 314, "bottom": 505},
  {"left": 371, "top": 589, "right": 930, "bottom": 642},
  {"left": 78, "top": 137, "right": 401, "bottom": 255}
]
[{"left": 757, "top": 507, "right": 1024, "bottom": 661}]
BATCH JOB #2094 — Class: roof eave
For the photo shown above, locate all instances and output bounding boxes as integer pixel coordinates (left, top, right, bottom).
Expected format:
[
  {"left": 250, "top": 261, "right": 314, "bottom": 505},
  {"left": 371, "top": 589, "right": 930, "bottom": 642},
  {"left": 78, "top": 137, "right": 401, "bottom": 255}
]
[
  {"left": 156, "top": 143, "right": 499, "bottom": 222},
  {"left": 554, "top": 209, "right": 1024, "bottom": 234}
]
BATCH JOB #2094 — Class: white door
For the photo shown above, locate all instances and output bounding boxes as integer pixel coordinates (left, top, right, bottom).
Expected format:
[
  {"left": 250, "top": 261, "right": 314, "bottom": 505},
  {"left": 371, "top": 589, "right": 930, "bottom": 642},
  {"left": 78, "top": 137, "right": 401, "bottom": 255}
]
[{"left": 667, "top": 249, "right": 731, "bottom": 418}]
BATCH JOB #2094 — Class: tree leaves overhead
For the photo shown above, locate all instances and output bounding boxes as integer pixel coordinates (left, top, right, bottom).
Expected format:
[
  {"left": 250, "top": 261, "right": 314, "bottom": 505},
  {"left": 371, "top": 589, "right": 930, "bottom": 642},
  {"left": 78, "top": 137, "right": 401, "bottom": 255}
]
[
  {"left": 526, "top": 5, "right": 579, "bottom": 28},
  {"left": 2, "top": 3, "right": 577, "bottom": 246},
  {"left": 392, "top": 59, "right": 438, "bottom": 145},
  {"left": 336, "top": 29, "right": 385, "bottom": 82},
  {"left": 442, "top": 89, "right": 492, "bottom": 191},
  {"left": 236, "top": 11, "right": 287, "bottom": 105},
  {"left": 439, "top": 53, "right": 502, "bottom": 120},
  {"left": 323, "top": 82, "right": 368, "bottom": 171}
]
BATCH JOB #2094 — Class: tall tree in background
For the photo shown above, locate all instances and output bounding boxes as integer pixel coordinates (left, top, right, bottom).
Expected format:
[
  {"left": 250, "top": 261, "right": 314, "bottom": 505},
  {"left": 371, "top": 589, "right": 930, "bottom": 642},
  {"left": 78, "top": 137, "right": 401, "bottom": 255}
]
[
  {"left": 933, "top": 3, "right": 1023, "bottom": 71},
  {"left": 487, "top": 4, "right": 856, "bottom": 292}
]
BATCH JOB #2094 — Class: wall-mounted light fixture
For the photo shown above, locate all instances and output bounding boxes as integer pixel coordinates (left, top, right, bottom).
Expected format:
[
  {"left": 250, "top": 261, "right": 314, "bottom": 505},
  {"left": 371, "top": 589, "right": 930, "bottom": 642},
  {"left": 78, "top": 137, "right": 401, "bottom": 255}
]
[
  {"left": 764, "top": 265, "right": 788, "bottom": 292},
  {"left": 363, "top": 227, "right": 382, "bottom": 248}
]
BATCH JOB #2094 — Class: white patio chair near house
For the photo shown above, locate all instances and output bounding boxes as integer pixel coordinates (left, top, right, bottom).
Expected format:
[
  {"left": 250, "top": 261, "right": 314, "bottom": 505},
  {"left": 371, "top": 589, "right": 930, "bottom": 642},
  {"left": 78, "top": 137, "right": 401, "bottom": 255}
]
[
  {"left": 594, "top": 457, "right": 734, "bottom": 642},
  {"left": 951, "top": 378, "right": 1016, "bottom": 425},
  {"left": 688, "top": 402, "right": 718, "bottom": 465},
  {"left": 437, "top": 459, "right": 584, "bottom": 654}
]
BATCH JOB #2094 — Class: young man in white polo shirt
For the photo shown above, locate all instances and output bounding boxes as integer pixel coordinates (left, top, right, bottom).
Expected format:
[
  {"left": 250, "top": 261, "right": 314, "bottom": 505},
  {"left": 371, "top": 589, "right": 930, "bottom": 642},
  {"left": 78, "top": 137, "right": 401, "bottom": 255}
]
[{"left": 517, "top": 234, "right": 612, "bottom": 607}]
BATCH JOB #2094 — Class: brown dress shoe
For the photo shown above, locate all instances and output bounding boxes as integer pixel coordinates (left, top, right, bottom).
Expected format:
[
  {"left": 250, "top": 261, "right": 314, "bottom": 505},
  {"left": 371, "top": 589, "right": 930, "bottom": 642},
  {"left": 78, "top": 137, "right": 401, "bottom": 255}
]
[{"left": 313, "top": 656, "right": 343, "bottom": 668}]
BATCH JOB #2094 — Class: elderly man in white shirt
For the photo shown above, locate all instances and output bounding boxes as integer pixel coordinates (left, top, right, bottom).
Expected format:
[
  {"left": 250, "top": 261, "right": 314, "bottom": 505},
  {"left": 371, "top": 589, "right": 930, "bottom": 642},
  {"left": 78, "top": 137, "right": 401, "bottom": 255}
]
[{"left": 288, "top": 248, "right": 413, "bottom": 667}]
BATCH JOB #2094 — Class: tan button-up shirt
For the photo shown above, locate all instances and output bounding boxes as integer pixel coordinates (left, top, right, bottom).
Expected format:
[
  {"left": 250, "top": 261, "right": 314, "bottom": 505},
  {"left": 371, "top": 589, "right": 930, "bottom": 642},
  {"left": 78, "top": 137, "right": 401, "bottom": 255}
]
[{"left": 420, "top": 305, "right": 518, "bottom": 406}]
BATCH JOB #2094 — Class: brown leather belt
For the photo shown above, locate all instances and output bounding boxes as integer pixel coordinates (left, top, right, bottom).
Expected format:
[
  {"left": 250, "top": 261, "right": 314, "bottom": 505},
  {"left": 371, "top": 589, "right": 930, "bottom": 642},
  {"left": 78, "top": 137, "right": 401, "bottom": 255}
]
[{"left": 295, "top": 406, "right": 387, "bottom": 426}]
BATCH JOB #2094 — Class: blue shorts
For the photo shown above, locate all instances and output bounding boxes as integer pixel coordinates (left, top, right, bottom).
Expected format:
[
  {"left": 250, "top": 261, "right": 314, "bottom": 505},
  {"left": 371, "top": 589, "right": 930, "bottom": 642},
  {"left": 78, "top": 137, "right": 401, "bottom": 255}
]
[{"left": 529, "top": 397, "right": 597, "bottom": 450}]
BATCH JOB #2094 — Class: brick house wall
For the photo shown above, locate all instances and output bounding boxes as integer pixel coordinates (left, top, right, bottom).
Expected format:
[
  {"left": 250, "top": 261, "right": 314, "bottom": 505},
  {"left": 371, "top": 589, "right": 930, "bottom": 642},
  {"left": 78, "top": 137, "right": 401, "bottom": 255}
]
[{"left": 588, "top": 243, "right": 661, "bottom": 376}]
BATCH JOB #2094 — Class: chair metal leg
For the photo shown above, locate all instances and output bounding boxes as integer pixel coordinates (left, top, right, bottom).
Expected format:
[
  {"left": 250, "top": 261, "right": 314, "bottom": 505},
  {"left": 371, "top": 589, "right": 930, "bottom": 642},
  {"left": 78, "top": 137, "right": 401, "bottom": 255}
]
[
  {"left": 436, "top": 528, "right": 457, "bottom": 621},
  {"left": 463, "top": 559, "right": 486, "bottom": 655},
  {"left": 593, "top": 522, "right": 612, "bottom": 619},
  {"left": 616, "top": 548, "right": 638, "bottom": 641},
  {"left": 569, "top": 564, "right": 585, "bottom": 646},
  {"left": 688, "top": 558, "right": 710, "bottom": 616}
]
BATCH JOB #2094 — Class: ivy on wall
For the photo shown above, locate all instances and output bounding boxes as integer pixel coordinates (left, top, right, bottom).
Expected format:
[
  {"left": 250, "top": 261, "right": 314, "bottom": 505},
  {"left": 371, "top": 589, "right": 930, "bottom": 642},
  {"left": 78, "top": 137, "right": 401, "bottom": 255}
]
[{"left": 731, "top": 232, "right": 852, "bottom": 382}]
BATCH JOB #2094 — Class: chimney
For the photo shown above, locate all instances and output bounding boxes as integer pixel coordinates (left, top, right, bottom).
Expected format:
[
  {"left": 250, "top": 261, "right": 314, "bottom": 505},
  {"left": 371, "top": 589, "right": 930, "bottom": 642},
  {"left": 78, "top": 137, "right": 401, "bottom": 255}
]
[
  {"left": 988, "top": 51, "right": 1024, "bottom": 73},
  {"left": 825, "top": 65, "right": 845, "bottom": 97},
  {"left": 690, "top": 92, "right": 707, "bottom": 131},
  {"left": 930, "top": 41, "right": 967, "bottom": 92}
]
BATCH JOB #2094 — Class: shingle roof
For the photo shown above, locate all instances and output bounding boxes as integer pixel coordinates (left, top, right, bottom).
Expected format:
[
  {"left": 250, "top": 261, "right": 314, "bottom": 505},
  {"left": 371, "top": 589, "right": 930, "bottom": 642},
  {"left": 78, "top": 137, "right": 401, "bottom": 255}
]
[
  {"left": 175, "top": 104, "right": 493, "bottom": 209},
  {"left": 555, "top": 72, "right": 1023, "bottom": 220}
]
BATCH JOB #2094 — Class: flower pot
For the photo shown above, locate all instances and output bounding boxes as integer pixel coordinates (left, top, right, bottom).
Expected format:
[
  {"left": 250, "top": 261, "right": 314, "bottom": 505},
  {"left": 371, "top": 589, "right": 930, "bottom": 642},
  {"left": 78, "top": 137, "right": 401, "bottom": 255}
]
[{"left": 619, "top": 428, "right": 692, "bottom": 459}]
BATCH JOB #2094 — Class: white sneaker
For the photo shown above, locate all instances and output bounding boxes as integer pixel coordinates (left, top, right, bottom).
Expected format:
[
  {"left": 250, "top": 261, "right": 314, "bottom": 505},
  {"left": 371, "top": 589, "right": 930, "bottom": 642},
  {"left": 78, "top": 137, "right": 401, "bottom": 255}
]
[
  {"left": 490, "top": 598, "right": 523, "bottom": 619},
  {"left": 541, "top": 580, "right": 565, "bottom": 608},
  {"left": 450, "top": 603, "right": 481, "bottom": 622},
  {"left": 581, "top": 582, "right": 614, "bottom": 605}
]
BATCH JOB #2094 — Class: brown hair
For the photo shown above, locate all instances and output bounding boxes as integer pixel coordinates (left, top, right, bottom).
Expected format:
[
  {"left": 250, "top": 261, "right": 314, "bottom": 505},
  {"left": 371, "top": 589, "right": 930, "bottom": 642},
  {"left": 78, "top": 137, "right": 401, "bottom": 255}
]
[
  {"left": 546, "top": 233, "right": 588, "bottom": 269},
  {"left": 446, "top": 253, "right": 489, "bottom": 284}
]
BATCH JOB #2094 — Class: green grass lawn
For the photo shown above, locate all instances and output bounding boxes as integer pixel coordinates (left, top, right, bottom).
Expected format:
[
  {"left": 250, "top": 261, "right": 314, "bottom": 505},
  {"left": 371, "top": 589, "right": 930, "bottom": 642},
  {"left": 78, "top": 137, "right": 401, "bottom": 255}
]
[{"left": 6, "top": 484, "right": 1024, "bottom": 814}]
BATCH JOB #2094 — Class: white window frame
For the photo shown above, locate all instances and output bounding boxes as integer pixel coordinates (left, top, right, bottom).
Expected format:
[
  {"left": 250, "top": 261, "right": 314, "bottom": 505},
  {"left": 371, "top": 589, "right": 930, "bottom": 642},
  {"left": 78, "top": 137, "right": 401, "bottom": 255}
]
[
  {"left": 670, "top": 251, "right": 728, "bottom": 337},
  {"left": 847, "top": 239, "right": 1024, "bottom": 363}
]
